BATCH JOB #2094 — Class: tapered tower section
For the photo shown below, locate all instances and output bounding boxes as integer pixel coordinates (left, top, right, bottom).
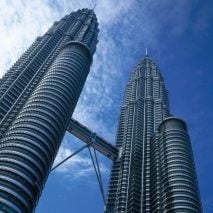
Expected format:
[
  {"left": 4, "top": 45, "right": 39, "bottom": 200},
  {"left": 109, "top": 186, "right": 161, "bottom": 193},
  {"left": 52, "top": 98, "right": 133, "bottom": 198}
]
[
  {"left": 106, "top": 54, "right": 169, "bottom": 212},
  {"left": 0, "top": 9, "right": 99, "bottom": 212},
  {"left": 105, "top": 54, "right": 202, "bottom": 212}
]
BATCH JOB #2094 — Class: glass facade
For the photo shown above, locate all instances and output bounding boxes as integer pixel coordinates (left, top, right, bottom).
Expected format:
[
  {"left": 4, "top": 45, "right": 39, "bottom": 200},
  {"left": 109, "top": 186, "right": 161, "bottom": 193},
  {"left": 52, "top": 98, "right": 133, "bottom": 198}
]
[
  {"left": 151, "top": 118, "right": 202, "bottom": 212},
  {"left": 105, "top": 55, "right": 202, "bottom": 212},
  {"left": 0, "top": 9, "right": 98, "bottom": 212}
]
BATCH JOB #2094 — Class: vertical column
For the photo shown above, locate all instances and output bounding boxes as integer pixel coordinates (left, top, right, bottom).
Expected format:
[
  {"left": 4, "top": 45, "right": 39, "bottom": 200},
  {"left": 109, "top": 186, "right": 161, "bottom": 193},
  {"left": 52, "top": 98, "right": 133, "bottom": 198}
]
[
  {"left": 0, "top": 42, "right": 92, "bottom": 212},
  {"left": 142, "top": 59, "right": 154, "bottom": 212},
  {"left": 150, "top": 133, "right": 161, "bottom": 213}
]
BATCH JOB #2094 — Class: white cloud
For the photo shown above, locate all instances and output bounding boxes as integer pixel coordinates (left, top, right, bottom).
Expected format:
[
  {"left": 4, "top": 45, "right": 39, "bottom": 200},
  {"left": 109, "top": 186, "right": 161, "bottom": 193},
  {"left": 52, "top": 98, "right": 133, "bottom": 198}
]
[
  {"left": 0, "top": 0, "right": 135, "bottom": 180},
  {"left": 0, "top": 0, "right": 57, "bottom": 77},
  {"left": 53, "top": 135, "right": 109, "bottom": 180},
  {"left": 0, "top": 0, "right": 198, "bottom": 76},
  {"left": 0, "top": 0, "right": 199, "bottom": 179}
]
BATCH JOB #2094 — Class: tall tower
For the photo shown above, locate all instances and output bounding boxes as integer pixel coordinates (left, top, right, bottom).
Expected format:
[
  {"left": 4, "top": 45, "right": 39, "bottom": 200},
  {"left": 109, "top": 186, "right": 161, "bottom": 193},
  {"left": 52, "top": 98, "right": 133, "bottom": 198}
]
[
  {"left": 106, "top": 54, "right": 202, "bottom": 212},
  {"left": 0, "top": 8, "right": 98, "bottom": 212}
]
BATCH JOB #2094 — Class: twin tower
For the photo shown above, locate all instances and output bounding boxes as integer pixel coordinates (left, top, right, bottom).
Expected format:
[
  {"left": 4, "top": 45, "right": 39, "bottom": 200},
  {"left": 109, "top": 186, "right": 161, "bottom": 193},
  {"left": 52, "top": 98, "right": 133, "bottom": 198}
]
[{"left": 0, "top": 8, "right": 202, "bottom": 213}]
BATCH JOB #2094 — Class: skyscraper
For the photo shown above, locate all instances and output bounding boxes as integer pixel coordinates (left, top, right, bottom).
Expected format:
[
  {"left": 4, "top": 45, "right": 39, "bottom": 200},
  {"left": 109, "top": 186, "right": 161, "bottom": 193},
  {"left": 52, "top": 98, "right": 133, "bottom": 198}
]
[
  {"left": 106, "top": 54, "right": 202, "bottom": 212},
  {"left": 0, "top": 8, "right": 98, "bottom": 212},
  {"left": 0, "top": 6, "right": 202, "bottom": 213}
]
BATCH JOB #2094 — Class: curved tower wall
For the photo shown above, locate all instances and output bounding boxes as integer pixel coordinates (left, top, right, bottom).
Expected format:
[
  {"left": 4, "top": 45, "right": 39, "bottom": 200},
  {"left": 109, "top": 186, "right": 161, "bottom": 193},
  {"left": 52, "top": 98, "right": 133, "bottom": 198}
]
[
  {"left": 0, "top": 9, "right": 98, "bottom": 212},
  {"left": 151, "top": 117, "right": 202, "bottom": 212}
]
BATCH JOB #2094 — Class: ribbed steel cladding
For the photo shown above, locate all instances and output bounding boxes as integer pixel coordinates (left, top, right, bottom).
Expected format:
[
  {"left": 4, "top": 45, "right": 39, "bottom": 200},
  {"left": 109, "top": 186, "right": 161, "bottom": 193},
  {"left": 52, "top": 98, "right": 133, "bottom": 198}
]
[
  {"left": 150, "top": 134, "right": 160, "bottom": 212},
  {"left": 158, "top": 119, "right": 202, "bottom": 212},
  {"left": 127, "top": 105, "right": 143, "bottom": 212},
  {"left": 0, "top": 39, "right": 41, "bottom": 97},
  {"left": 106, "top": 56, "right": 170, "bottom": 212},
  {"left": 0, "top": 19, "right": 68, "bottom": 133},
  {"left": 0, "top": 42, "right": 92, "bottom": 212},
  {"left": 0, "top": 9, "right": 98, "bottom": 138},
  {"left": 0, "top": 33, "right": 51, "bottom": 98},
  {"left": 0, "top": 8, "right": 96, "bottom": 213}
]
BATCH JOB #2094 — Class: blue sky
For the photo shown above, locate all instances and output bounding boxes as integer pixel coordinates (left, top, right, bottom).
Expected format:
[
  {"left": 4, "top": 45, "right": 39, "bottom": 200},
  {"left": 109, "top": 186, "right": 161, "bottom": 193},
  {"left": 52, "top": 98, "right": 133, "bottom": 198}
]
[{"left": 0, "top": 0, "right": 213, "bottom": 212}]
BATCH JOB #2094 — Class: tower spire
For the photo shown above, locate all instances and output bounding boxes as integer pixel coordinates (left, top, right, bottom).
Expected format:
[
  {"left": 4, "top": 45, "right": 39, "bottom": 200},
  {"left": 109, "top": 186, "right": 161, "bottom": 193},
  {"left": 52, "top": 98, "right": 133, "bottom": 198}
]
[
  {"left": 145, "top": 48, "right": 148, "bottom": 56},
  {"left": 92, "top": 3, "right": 96, "bottom": 11}
]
